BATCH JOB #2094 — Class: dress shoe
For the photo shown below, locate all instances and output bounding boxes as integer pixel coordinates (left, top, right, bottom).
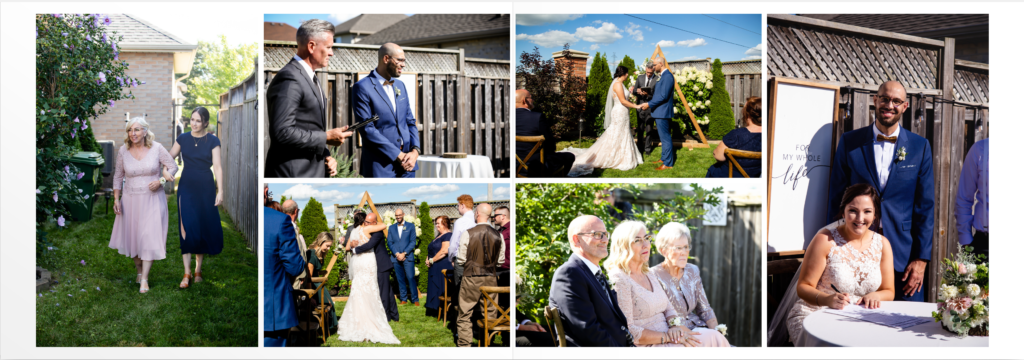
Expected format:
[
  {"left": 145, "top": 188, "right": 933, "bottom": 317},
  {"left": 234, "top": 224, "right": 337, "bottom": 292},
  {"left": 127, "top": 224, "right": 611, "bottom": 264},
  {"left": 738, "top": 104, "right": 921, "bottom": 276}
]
[
  {"left": 655, "top": 165, "right": 673, "bottom": 171},
  {"left": 400, "top": 301, "right": 408, "bottom": 305},
  {"left": 414, "top": 302, "right": 420, "bottom": 306},
  {"left": 651, "top": 160, "right": 663, "bottom": 165}
]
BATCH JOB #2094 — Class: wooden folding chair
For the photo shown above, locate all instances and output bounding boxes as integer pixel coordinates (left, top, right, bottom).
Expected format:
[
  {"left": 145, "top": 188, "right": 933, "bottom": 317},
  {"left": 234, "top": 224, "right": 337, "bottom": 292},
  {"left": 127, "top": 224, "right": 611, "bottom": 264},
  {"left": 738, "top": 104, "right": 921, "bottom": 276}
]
[
  {"left": 543, "top": 306, "right": 567, "bottom": 347},
  {"left": 293, "top": 253, "right": 338, "bottom": 344},
  {"left": 515, "top": 135, "right": 545, "bottom": 178},
  {"left": 724, "top": 148, "right": 761, "bottom": 178},
  {"left": 437, "top": 269, "right": 453, "bottom": 323},
  {"left": 477, "top": 286, "right": 511, "bottom": 347}
]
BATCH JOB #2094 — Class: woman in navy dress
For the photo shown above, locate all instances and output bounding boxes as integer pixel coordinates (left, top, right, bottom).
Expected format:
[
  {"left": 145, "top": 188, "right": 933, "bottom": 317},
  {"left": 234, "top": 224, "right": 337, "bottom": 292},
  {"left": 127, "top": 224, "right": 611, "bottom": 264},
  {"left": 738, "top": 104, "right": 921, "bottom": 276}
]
[
  {"left": 424, "top": 215, "right": 454, "bottom": 316},
  {"left": 706, "top": 96, "right": 762, "bottom": 178},
  {"left": 167, "top": 107, "right": 224, "bottom": 289}
]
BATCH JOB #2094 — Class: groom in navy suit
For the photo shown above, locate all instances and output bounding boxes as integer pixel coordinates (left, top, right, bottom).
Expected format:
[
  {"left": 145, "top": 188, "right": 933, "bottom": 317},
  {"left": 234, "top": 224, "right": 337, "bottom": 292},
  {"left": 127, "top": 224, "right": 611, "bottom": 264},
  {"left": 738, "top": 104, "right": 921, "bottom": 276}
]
[
  {"left": 388, "top": 208, "right": 419, "bottom": 305},
  {"left": 827, "top": 81, "right": 934, "bottom": 302},
  {"left": 548, "top": 215, "right": 634, "bottom": 346},
  {"left": 641, "top": 57, "right": 676, "bottom": 171},
  {"left": 353, "top": 43, "right": 421, "bottom": 178}
]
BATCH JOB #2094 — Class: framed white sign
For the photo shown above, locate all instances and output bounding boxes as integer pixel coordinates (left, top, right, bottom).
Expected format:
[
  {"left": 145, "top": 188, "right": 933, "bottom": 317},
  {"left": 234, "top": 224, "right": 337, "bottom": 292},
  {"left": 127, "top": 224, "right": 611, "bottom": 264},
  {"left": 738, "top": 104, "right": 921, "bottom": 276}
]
[
  {"left": 356, "top": 72, "right": 419, "bottom": 122},
  {"left": 766, "top": 78, "right": 840, "bottom": 254}
]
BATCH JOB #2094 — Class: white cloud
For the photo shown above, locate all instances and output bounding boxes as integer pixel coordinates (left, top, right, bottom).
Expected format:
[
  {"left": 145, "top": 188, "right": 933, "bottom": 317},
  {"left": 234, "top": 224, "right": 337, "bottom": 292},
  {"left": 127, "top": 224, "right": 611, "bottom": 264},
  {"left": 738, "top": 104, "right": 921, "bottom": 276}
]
[
  {"left": 516, "top": 30, "right": 577, "bottom": 48},
  {"left": 574, "top": 22, "right": 622, "bottom": 44},
  {"left": 656, "top": 40, "right": 677, "bottom": 48},
  {"left": 745, "top": 43, "right": 763, "bottom": 57},
  {"left": 678, "top": 38, "right": 708, "bottom": 47},
  {"left": 679, "top": 56, "right": 700, "bottom": 61},
  {"left": 402, "top": 184, "right": 460, "bottom": 198},
  {"left": 494, "top": 186, "right": 510, "bottom": 198},
  {"left": 590, "top": 44, "right": 600, "bottom": 51},
  {"left": 742, "top": 55, "right": 762, "bottom": 60},
  {"left": 625, "top": 22, "right": 644, "bottom": 42},
  {"left": 516, "top": 14, "right": 584, "bottom": 26},
  {"left": 281, "top": 184, "right": 354, "bottom": 204},
  {"left": 328, "top": 13, "right": 359, "bottom": 25}
]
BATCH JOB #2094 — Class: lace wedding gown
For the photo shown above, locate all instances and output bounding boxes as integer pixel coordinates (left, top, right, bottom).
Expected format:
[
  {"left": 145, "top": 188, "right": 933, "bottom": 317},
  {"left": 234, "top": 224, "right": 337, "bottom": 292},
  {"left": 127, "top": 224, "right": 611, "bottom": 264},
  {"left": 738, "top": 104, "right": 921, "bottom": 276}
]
[
  {"left": 337, "top": 226, "right": 400, "bottom": 344},
  {"left": 562, "top": 81, "right": 643, "bottom": 177},
  {"left": 785, "top": 220, "right": 883, "bottom": 344}
]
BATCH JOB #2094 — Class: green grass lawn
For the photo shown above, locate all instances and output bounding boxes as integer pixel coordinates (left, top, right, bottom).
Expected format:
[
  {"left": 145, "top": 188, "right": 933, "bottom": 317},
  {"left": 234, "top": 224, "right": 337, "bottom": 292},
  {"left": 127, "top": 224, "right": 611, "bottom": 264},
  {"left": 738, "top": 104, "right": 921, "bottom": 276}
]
[
  {"left": 319, "top": 299, "right": 506, "bottom": 347},
  {"left": 556, "top": 139, "right": 719, "bottom": 178},
  {"left": 36, "top": 194, "right": 257, "bottom": 347}
]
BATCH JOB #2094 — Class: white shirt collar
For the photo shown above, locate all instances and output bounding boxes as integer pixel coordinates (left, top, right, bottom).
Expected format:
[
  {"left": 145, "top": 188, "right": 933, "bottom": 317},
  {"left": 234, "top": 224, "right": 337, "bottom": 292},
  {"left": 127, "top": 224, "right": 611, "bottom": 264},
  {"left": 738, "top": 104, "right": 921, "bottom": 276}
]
[
  {"left": 372, "top": 69, "right": 393, "bottom": 84},
  {"left": 661, "top": 68, "right": 670, "bottom": 76},
  {"left": 872, "top": 121, "right": 901, "bottom": 140},
  {"left": 574, "top": 253, "right": 603, "bottom": 275},
  {"left": 292, "top": 55, "right": 315, "bottom": 81}
]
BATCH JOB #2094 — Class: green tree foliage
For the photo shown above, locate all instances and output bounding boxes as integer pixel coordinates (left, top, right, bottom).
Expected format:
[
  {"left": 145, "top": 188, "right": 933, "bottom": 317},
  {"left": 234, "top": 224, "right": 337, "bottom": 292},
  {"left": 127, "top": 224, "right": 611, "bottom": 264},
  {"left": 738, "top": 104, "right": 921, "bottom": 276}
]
[
  {"left": 516, "top": 183, "right": 721, "bottom": 322},
  {"left": 416, "top": 201, "right": 433, "bottom": 293},
  {"left": 179, "top": 35, "right": 258, "bottom": 132},
  {"left": 515, "top": 45, "right": 587, "bottom": 140},
  {"left": 299, "top": 197, "right": 328, "bottom": 247},
  {"left": 707, "top": 59, "right": 735, "bottom": 140},
  {"left": 619, "top": 55, "right": 639, "bottom": 129},
  {"left": 586, "top": 52, "right": 612, "bottom": 133},
  {"left": 36, "top": 13, "right": 142, "bottom": 253},
  {"left": 330, "top": 147, "right": 361, "bottom": 178}
]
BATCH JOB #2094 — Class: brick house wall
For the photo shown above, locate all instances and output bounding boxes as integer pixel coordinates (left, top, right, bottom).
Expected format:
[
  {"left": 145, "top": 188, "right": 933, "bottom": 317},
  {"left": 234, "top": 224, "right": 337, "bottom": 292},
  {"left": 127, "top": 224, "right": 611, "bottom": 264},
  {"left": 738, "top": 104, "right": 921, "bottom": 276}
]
[
  {"left": 92, "top": 52, "right": 175, "bottom": 156},
  {"left": 555, "top": 56, "right": 587, "bottom": 79}
]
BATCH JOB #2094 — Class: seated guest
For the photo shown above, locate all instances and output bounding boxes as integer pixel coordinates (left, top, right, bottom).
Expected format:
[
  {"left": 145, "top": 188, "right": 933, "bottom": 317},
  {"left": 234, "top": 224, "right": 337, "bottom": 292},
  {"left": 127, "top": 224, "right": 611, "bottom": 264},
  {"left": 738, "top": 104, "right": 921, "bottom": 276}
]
[
  {"left": 650, "top": 222, "right": 730, "bottom": 346},
  {"left": 604, "top": 221, "right": 704, "bottom": 347},
  {"left": 547, "top": 215, "right": 633, "bottom": 347},
  {"left": 306, "top": 232, "right": 337, "bottom": 334},
  {"left": 706, "top": 96, "right": 762, "bottom": 178},
  {"left": 425, "top": 215, "right": 454, "bottom": 317},
  {"left": 264, "top": 206, "right": 306, "bottom": 347},
  {"left": 516, "top": 89, "right": 575, "bottom": 177},
  {"left": 516, "top": 301, "right": 554, "bottom": 347}
]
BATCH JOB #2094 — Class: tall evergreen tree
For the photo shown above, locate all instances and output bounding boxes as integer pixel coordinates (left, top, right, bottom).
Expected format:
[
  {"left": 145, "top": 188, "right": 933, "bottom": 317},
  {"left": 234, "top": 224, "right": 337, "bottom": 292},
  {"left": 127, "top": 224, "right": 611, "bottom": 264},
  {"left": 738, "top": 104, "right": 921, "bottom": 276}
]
[
  {"left": 707, "top": 58, "right": 735, "bottom": 139},
  {"left": 416, "top": 201, "right": 433, "bottom": 293},
  {"left": 298, "top": 197, "right": 329, "bottom": 247},
  {"left": 586, "top": 52, "right": 612, "bottom": 133}
]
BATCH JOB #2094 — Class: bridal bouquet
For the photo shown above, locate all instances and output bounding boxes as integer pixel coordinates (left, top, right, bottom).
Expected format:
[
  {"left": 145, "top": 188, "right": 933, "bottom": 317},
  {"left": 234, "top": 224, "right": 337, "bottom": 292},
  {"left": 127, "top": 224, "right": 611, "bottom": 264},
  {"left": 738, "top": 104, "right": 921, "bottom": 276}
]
[{"left": 931, "top": 245, "right": 988, "bottom": 337}]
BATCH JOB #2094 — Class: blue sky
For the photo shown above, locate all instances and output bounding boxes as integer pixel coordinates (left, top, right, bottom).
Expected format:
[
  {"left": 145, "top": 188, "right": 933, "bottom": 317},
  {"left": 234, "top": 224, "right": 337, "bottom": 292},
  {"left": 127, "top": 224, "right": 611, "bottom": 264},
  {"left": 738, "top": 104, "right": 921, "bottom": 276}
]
[
  {"left": 516, "top": 14, "right": 761, "bottom": 72},
  {"left": 264, "top": 14, "right": 414, "bottom": 29},
  {"left": 267, "top": 183, "right": 510, "bottom": 228}
]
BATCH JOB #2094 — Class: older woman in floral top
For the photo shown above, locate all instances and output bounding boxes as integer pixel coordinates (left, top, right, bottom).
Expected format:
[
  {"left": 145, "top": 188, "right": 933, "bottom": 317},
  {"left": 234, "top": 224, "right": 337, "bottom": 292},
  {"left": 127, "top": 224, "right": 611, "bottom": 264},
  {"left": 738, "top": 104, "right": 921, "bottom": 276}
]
[{"left": 650, "top": 222, "right": 730, "bottom": 346}]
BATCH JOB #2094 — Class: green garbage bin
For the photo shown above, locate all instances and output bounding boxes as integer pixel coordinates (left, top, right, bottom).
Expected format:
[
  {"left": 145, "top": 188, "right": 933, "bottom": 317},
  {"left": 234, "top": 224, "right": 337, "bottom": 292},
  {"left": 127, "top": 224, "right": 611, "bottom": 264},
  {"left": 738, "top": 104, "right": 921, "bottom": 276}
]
[{"left": 68, "top": 151, "right": 105, "bottom": 222}]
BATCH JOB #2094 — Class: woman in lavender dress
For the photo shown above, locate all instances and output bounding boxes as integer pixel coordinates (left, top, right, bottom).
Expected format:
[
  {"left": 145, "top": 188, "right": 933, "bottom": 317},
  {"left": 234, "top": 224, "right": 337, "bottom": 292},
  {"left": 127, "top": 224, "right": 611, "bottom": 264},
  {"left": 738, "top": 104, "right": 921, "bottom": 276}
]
[
  {"left": 109, "top": 117, "right": 178, "bottom": 294},
  {"left": 650, "top": 222, "right": 730, "bottom": 346}
]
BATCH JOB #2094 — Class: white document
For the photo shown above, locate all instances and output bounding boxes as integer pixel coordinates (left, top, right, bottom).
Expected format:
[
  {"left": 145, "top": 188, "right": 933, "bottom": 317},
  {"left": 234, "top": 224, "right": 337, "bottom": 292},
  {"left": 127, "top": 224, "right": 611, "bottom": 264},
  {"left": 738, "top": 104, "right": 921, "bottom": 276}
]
[{"left": 824, "top": 306, "right": 931, "bottom": 329}]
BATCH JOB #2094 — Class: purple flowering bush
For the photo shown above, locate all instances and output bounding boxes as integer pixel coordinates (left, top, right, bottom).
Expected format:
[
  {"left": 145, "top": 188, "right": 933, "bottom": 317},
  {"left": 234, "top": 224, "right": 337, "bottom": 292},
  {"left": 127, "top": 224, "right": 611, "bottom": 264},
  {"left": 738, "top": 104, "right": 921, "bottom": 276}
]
[{"left": 37, "top": 13, "right": 141, "bottom": 249}]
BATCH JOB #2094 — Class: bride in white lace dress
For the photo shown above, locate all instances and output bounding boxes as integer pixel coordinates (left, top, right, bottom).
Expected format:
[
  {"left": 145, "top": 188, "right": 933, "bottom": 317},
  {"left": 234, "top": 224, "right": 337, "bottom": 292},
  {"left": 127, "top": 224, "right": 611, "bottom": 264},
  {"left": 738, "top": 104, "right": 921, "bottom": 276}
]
[
  {"left": 785, "top": 184, "right": 895, "bottom": 345},
  {"left": 337, "top": 219, "right": 400, "bottom": 344},
  {"left": 563, "top": 65, "right": 644, "bottom": 177}
]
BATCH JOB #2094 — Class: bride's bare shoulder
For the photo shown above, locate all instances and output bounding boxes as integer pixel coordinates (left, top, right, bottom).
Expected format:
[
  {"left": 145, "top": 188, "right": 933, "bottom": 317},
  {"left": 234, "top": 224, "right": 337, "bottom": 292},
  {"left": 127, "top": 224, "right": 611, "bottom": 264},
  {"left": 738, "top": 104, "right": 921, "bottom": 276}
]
[{"left": 806, "top": 230, "right": 836, "bottom": 255}]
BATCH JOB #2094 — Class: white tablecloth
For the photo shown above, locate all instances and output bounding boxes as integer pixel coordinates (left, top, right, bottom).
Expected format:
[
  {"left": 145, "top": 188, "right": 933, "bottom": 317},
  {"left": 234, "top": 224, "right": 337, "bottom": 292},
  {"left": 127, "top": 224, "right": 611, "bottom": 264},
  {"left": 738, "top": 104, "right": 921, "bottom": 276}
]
[
  {"left": 797, "top": 301, "right": 988, "bottom": 347},
  {"left": 415, "top": 155, "right": 494, "bottom": 178}
]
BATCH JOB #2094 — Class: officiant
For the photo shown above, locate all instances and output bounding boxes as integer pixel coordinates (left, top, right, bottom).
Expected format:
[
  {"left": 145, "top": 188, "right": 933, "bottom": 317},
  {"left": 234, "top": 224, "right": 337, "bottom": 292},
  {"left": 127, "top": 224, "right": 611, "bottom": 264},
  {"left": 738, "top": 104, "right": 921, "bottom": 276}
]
[{"left": 630, "top": 62, "right": 659, "bottom": 157}]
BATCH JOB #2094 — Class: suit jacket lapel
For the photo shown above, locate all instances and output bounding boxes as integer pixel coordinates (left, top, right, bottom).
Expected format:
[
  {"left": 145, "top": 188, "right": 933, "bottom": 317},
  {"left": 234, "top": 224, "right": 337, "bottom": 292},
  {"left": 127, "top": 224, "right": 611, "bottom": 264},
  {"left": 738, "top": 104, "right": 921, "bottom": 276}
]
[
  {"left": 371, "top": 72, "right": 398, "bottom": 118},
  {"left": 860, "top": 129, "right": 881, "bottom": 190},
  {"left": 292, "top": 60, "right": 325, "bottom": 128}
]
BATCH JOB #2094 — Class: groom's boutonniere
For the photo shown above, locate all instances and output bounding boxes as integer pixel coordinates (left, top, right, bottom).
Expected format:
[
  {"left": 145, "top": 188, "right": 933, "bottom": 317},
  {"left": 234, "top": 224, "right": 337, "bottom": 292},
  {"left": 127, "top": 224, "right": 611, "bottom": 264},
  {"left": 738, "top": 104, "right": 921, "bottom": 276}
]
[
  {"left": 396, "top": 88, "right": 402, "bottom": 97},
  {"left": 896, "top": 146, "right": 907, "bottom": 163}
]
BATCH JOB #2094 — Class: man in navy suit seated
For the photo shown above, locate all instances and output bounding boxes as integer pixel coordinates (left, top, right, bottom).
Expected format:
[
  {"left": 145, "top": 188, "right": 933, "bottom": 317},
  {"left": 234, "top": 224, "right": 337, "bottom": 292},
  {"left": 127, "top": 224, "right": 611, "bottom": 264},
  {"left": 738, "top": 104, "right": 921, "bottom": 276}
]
[
  {"left": 515, "top": 89, "right": 574, "bottom": 177},
  {"left": 548, "top": 215, "right": 634, "bottom": 346}
]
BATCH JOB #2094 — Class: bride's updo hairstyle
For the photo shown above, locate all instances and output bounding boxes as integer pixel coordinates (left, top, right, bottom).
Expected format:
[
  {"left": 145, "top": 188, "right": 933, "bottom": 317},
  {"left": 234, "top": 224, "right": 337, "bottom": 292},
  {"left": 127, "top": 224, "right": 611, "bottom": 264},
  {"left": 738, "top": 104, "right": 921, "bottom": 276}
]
[
  {"left": 604, "top": 220, "right": 650, "bottom": 274},
  {"left": 614, "top": 65, "right": 630, "bottom": 79},
  {"left": 837, "top": 183, "right": 881, "bottom": 224},
  {"left": 352, "top": 212, "right": 367, "bottom": 228}
]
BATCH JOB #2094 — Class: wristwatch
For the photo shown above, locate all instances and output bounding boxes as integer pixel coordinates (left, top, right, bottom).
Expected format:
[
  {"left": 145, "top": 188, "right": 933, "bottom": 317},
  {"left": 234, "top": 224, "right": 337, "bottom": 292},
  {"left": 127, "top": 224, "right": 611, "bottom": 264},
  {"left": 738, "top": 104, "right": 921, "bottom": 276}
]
[{"left": 410, "top": 146, "right": 421, "bottom": 155}]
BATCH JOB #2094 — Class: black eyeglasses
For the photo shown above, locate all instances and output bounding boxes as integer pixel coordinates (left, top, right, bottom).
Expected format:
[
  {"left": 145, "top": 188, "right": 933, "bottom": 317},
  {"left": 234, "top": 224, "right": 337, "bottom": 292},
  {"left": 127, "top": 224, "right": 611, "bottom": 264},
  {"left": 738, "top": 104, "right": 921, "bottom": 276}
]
[
  {"left": 578, "top": 231, "right": 609, "bottom": 241},
  {"left": 876, "top": 95, "right": 906, "bottom": 107}
]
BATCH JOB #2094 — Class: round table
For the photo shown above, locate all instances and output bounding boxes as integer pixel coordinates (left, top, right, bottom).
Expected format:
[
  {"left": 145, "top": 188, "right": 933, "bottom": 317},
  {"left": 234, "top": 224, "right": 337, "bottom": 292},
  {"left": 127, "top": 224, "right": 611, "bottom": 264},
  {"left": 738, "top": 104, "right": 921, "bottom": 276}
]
[
  {"left": 796, "top": 301, "right": 988, "bottom": 347},
  {"left": 415, "top": 155, "right": 494, "bottom": 178}
]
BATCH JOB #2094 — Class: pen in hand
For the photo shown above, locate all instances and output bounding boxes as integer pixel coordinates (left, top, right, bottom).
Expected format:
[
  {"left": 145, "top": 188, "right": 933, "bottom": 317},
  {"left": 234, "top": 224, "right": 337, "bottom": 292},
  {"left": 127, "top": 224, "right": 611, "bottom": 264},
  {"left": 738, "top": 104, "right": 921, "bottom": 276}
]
[{"left": 830, "top": 284, "right": 851, "bottom": 308}]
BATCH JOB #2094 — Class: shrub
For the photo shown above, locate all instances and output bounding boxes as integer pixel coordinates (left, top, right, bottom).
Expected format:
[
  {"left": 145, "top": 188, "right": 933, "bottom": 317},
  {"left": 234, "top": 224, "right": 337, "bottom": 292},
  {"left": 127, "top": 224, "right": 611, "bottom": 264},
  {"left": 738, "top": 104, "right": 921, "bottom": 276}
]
[
  {"left": 299, "top": 197, "right": 329, "bottom": 247},
  {"left": 707, "top": 59, "right": 735, "bottom": 140},
  {"left": 672, "top": 66, "right": 714, "bottom": 138},
  {"left": 36, "top": 13, "right": 141, "bottom": 254},
  {"left": 516, "top": 45, "right": 587, "bottom": 140},
  {"left": 416, "top": 201, "right": 433, "bottom": 294},
  {"left": 585, "top": 52, "right": 612, "bottom": 134}
]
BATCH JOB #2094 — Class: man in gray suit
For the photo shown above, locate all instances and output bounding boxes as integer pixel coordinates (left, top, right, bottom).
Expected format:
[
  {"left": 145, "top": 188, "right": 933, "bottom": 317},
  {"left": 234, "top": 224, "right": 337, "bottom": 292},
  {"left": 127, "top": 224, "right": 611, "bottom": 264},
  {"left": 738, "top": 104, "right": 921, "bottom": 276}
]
[
  {"left": 265, "top": 19, "right": 353, "bottom": 178},
  {"left": 630, "top": 62, "right": 659, "bottom": 157}
]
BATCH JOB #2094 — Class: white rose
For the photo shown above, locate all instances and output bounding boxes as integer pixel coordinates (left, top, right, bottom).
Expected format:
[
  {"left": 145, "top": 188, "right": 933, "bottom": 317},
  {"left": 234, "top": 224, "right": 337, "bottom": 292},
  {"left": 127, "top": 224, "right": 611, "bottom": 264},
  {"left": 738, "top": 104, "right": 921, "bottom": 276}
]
[
  {"left": 941, "top": 310, "right": 953, "bottom": 329},
  {"left": 966, "top": 263, "right": 977, "bottom": 275},
  {"left": 706, "top": 99, "right": 711, "bottom": 106},
  {"left": 939, "top": 284, "right": 958, "bottom": 300},
  {"left": 967, "top": 284, "right": 981, "bottom": 297},
  {"left": 698, "top": 90, "right": 704, "bottom": 96},
  {"left": 715, "top": 324, "right": 728, "bottom": 336},
  {"left": 414, "top": 248, "right": 421, "bottom": 256}
]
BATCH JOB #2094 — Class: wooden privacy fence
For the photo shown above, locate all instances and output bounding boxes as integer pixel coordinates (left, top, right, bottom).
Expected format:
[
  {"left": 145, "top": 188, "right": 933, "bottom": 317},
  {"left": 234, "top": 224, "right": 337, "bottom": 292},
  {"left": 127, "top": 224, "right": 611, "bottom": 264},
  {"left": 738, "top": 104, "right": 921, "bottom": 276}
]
[
  {"left": 636, "top": 195, "right": 763, "bottom": 347},
  {"left": 263, "top": 42, "right": 511, "bottom": 177},
  {"left": 333, "top": 199, "right": 511, "bottom": 226},
  {"left": 767, "top": 14, "right": 990, "bottom": 302},
  {"left": 669, "top": 59, "right": 762, "bottom": 128},
  {"left": 216, "top": 58, "right": 258, "bottom": 253}
]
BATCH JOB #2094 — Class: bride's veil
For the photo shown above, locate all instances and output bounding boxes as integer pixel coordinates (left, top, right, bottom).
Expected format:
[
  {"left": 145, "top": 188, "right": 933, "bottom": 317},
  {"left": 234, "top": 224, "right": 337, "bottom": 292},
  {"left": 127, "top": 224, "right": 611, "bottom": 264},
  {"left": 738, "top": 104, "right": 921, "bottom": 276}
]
[
  {"left": 766, "top": 219, "right": 843, "bottom": 346},
  {"left": 603, "top": 81, "right": 628, "bottom": 130}
]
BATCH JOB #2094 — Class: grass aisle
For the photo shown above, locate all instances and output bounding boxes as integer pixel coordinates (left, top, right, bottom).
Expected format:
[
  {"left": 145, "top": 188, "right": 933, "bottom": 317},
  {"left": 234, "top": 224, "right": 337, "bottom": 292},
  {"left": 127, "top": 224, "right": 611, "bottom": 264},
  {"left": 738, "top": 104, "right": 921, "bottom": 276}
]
[
  {"left": 558, "top": 139, "right": 718, "bottom": 178},
  {"left": 36, "top": 195, "right": 257, "bottom": 347},
  {"left": 323, "top": 300, "right": 455, "bottom": 347}
]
